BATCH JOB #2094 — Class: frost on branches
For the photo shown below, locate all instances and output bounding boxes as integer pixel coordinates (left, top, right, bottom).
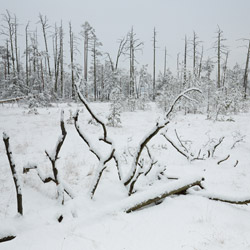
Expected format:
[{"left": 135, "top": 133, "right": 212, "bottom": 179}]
[{"left": 106, "top": 88, "right": 122, "bottom": 127}]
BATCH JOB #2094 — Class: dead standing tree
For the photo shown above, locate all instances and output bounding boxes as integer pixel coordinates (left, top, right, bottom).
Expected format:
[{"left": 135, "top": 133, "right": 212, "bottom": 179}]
[
  {"left": 23, "top": 110, "right": 74, "bottom": 205},
  {"left": 3, "top": 132, "right": 23, "bottom": 215},
  {"left": 213, "top": 26, "right": 227, "bottom": 89},
  {"left": 240, "top": 38, "right": 250, "bottom": 99},
  {"left": 74, "top": 83, "right": 202, "bottom": 198},
  {"left": 39, "top": 13, "right": 51, "bottom": 77},
  {"left": 74, "top": 83, "right": 122, "bottom": 198}
]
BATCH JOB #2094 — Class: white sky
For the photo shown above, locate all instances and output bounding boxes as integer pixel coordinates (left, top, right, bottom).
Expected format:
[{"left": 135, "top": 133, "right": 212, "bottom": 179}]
[{"left": 1, "top": 0, "right": 250, "bottom": 74}]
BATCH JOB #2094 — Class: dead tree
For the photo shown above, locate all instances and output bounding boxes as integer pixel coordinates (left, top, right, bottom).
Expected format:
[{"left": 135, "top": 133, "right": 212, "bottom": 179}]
[
  {"left": 74, "top": 83, "right": 122, "bottom": 198},
  {"left": 123, "top": 88, "right": 202, "bottom": 193},
  {"left": 59, "top": 21, "right": 64, "bottom": 98},
  {"left": 39, "top": 14, "right": 51, "bottom": 77},
  {"left": 69, "top": 21, "right": 75, "bottom": 99},
  {"left": 242, "top": 39, "right": 250, "bottom": 99},
  {"left": 213, "top": 26, "right": 227, "bottom": 88},
  {"left": 192, "top": 31, "right": 202, "bottom": 78},
  {"left": 125, "top": 177, "right": 204, "bottom": 213},
  {"left": 152, "top": 27, "right": 157, "bottom": 101},
  {"left": 198, "top": 45, "right": 203, "bottom": 78},
  {"left": 81, "top": 21, "right": 94, "bottom": 98},
  {"left": 127, "top": 27, "right": 143, "bottom": 97},
  {"left": 14, "top": 15, "right": 19, "bottom": 77},
  {"left": 106, "top": 36, "right": 128, "bottom": 72},
  {"left": 3, "top": 132, "right": 23, "bottom": 215},
  {"left": 23, "top": 110, "right": 74, "bottom": 204},
  {"left": 1, "top": 10, "right": 16, "bottom": 76},
  {"left": 222, "top": 51, "right": 229, "bottom": 87},
  {"left": 25, "top": 22, "right": 29, "bottom": 86},
  {"left": 183, "top": 35, "right": 188, "bottom": 85}
]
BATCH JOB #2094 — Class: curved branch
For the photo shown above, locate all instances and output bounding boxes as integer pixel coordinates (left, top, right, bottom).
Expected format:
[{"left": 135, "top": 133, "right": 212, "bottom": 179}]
[
  {"left": 166, "top": 88, "right": 202, "bottom": 118},
  {"left": 75, "top": 83, "right": 108, "bottom": 141},
  {"left": 73, "top": 110, "right": 100, "bottom": 161},
  {"left": 124, "top": 120, "right": 169, "bottom": 186}
]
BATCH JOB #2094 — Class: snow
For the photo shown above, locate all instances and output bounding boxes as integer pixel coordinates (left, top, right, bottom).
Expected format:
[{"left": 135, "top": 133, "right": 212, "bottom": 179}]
[{"left": 1, "top": 103, "right": 250, "bottom": 249}]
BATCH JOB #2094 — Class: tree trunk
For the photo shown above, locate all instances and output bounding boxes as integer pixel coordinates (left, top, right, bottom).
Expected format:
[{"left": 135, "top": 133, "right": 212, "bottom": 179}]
[
  {"left": 153, "top": 27, "right": 156, "bottom": 101},
  {"left": 3, "top": 133, "right": 23, "bottom": 215},
  {"left": 243, "top": 40, "right": 250, "bottom": 99},
  {"left": 125, "top": 177, "right": 204, "bottom": 213}
]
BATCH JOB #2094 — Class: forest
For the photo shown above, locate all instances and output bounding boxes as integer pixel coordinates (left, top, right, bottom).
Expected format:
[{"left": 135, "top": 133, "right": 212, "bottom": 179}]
[{"left": 0, "top": 10, "right": 249, "bottom": 118}]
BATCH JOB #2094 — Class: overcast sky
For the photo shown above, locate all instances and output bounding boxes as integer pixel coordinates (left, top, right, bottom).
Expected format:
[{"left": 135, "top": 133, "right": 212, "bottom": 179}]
[{"left": 1, "top": 0, "right": 250, "bottom": 73}]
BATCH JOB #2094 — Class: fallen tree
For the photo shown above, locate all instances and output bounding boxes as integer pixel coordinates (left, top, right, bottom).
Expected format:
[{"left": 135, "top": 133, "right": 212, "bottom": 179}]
[{"left": 124, "top": 176, "right": 205, "bottom": 213}]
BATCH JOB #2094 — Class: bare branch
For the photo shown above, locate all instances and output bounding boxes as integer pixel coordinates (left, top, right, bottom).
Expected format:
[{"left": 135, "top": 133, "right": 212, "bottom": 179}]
[
  {"left": 165, "top": 88, "right": 202, "bottom": 118},
  {"left": 217, "top": 154, "right": 230, "bottom": 165}
]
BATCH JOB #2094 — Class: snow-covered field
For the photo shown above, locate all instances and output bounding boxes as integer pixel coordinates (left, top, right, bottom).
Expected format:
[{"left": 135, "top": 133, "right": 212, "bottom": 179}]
[{"left": 1, "top": 102, "right": 250, "bottom": 250}]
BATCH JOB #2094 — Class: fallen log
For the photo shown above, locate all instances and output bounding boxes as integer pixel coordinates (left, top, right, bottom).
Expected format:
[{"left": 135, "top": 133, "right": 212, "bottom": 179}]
[
  {"left": 125, "top": 176, "right": 204, "bottom": 213},
  {"left": 0, "top": 96, "right": 26, "bottom": 104}
]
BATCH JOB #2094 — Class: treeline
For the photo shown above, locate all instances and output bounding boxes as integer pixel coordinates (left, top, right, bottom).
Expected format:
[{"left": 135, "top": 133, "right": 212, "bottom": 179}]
[{"left": 0, "top": 10, "right": 249, "bottom": 117}]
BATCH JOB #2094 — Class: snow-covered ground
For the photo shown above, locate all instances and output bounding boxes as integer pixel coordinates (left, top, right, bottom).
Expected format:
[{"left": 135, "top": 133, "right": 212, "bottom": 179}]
[{"left": 1, "top": 102, "right": 250, "bottom": 250}]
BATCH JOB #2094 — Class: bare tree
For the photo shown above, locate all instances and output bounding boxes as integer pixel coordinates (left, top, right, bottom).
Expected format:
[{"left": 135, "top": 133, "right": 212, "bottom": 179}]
[
  {"left": 81, "top": 21, "right": 94, "bottom": 98},
  {"left": 152, "top": 27, "right": 157, "bottom": 101},
  {"left": 242, "top": 39, "right": 250, "bottom": 99},
  {"left": 213, "top": 26, "right": 227, "bottom": 88},
  {"left": 39, "top": 14, "right": 51, "bottom": 77},
  {"left": 3, "top": 132, "right": 23, "bottom": 215},
  {"left": 106, "top": 36, "right": 128, "bottom": 72},
  {"left": 183, "top": 35, "right": 188, "bottom": 85},
  {"left": 59, "top": 21, "right": 64, "bottom": 98},
  {"left": 69, "top": 21, "right": 75, "bottom": 99},
  {"left": 14, "top": 15, "right": 19, "bottom": 77},
  {"left": 191, "top": 31, "right": 202, "bottom": 77},
  {"left": 1, "top": 10, "right": 16, "bottom": 76},
  {"left": 25, "top": 22, "right": 29, "bottom": 86},
  {"left": 127, "top": 27, "right": 143, "bottom": 97},
  {"left": 222, "top": 50, "right": 229, "bottom": 87},
  {"left": 52, "top": 23, "right": 59, "bottom": 93}
]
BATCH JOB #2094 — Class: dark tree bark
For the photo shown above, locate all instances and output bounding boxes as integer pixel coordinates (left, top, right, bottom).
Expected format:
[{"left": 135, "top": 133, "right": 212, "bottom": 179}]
[
  {"left": 25, "top": 22, "right": 29, "bottom": 86},
  {"left": 69, "top": 22, "right": 75, "bottom": 99},
  {"left": 243, "top": 39, "right": 250, "bottom": 99},
  {"left": 125, "top": 178, "right": 204, "bottom": 213},
  {"left": 152, "top": 27, "right": 156, "bottom": 101},
  {"left": 39, "top": 14, "right": 51, "bottom": 77},
  {"left": 3, "top": 132, "right": 23, "bottom": 215}
]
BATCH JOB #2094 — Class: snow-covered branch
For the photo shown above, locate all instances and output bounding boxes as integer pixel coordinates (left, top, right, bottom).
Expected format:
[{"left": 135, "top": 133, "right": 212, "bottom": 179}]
[
  {"left": 75, "top": 83, "right": 108, "bottom": 141},
  {"left": 123, "top": 120, "right": 169, "bottom": 187},
  {"left": 165, "top": 88, "right": 202, "bottom": 118}
]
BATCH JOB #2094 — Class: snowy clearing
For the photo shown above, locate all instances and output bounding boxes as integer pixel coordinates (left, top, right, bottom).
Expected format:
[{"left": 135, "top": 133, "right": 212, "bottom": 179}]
[{"left": 1, "top": 103, "right": 250, "bottom": 250}]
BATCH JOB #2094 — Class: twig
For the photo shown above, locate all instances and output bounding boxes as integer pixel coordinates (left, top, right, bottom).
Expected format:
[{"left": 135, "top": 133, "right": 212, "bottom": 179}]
[{"left": 217, "top": 154, "right": 230, "bottom": 165}]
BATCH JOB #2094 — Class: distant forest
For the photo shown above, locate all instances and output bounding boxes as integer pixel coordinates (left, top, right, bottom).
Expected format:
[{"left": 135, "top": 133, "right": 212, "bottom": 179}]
[{"left": 0, "top": 10, "right": 249, "bottom": 120}]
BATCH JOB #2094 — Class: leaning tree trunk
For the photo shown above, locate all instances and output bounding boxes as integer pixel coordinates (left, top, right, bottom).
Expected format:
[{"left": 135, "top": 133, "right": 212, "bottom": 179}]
[{"left": 3, "top": 132, "right": 23, "bottom": 215}]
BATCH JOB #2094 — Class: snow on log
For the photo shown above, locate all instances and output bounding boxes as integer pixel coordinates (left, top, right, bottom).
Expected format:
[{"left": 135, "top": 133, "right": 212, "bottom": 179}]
[
  {"left": 3, "top": 132, "right": 23, "bottom": 215},
  {"left": 191, "top": 191, "right": 250, "bottom": 205},
  {"left": 124, "top": 176, "right": 204, "bottom": 213}
]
